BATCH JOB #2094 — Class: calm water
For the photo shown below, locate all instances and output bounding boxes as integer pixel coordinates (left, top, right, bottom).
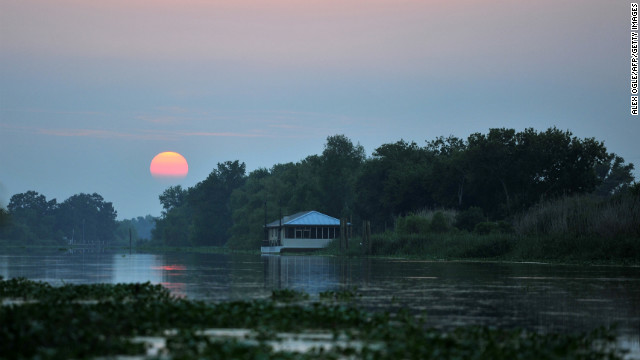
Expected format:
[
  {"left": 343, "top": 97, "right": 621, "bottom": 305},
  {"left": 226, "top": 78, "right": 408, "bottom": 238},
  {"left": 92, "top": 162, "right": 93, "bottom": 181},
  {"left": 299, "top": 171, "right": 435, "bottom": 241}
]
[{"left": 1, "top": 249, "right": 639, "bottom": 353}]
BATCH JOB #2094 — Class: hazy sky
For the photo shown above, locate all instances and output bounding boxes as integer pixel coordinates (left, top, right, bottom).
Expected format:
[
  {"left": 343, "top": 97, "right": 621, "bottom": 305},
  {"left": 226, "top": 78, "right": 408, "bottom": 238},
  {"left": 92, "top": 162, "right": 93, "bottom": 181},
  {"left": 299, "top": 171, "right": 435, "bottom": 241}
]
[{"left": 1, "top": 0, "right": 638, "bottom": 219}]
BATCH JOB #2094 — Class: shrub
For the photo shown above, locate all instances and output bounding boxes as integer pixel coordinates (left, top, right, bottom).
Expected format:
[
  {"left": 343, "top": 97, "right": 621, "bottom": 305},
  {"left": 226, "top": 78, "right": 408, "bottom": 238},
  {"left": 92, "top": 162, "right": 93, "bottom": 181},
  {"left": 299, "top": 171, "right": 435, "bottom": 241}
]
[
  {"left": 396, "top": 214, "right": 430, "bottom": 234},
  {"left": 496, "top": 220, "right": 514, "bottom": 233},
  {"left": 455, "top": 207, "right": 485, "bottom": 232},
  {"left": 474, "top": 222, "right": 498, "bottom": 235},
  {"left": 430, "top": 212, "right": 449, "bottom": 233}
]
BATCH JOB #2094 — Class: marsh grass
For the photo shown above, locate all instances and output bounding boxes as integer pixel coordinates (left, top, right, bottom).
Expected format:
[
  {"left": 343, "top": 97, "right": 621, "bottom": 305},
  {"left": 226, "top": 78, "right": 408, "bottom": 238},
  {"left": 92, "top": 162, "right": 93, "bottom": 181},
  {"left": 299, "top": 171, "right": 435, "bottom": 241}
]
[
  {"left": 327, "top": 194, "right": 639, "bottom": 263},
  {"left": 365, "top": 231, "right": 514, "bottom": 259},
  {"left": 514, "top": 194, "right": 640, "bottom": 239}
]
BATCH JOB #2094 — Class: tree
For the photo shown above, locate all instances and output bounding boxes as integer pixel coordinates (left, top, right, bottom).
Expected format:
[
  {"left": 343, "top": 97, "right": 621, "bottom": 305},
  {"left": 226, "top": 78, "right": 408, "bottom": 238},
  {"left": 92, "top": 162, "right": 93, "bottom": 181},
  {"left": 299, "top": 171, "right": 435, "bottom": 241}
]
[
  {"left": 130, "top": 215, "right": 156, "bottom": 241},
  {"left": 113, "top": 219, "right": 140, "bottom": 247},
  {"left": 355, "top": 140, "right": 433, "bottom": 227},
  {"left": 319, "top": 135, "right": 365, "bottom": 218},
  {"left": 159, "top": 186, "right": 187, "bottom": 215},
  {"left": 56, "top": 193, "right": 117, "bottom": 244},
  {"left": 595, "top": 154, "right": 635, "bottom": 196},
  {"left": 426, "top": 136, "right": 469, "bottom": 208},
  {"left": 187, "top": 160, "right": 247, "bottom": 246},
  {"left": 4, "top": 191, "right": 59, "bottom": 243}
]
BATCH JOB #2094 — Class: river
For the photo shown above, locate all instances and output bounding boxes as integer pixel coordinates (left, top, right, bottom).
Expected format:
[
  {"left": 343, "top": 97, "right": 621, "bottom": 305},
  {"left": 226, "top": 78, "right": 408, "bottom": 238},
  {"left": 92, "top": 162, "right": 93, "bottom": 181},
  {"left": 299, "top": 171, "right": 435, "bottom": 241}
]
[{"left": 1, "top": 249, "right": 639, "bottom": 355}]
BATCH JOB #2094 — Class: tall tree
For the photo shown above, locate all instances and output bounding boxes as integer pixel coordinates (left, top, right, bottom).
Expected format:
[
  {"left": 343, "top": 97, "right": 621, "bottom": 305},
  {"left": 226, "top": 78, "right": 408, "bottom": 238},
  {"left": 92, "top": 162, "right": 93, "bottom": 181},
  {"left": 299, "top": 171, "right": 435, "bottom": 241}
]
[
  {"left": 56, "top": 193, "right": 117, "bottom": 244},
  {"left": 355, "top": 140, "right": 433, "bottom": 226},
  {"left": 188, "top": 160, "right": 246, "bottom": 246},
  {"left": 426, "top": 136, "right": 469, "bottom": 208},
  {"left": 159, "top": 186, "right": 187, "bottom": 215},
  {"left": 594, "top": 154, "right": 635, "bottom": 196},
  {"left": 5, "top": 191, "right": 58, "bottom": 243},
  {"left": 319, "top": 135, "right": 365, "bottom": 217}
]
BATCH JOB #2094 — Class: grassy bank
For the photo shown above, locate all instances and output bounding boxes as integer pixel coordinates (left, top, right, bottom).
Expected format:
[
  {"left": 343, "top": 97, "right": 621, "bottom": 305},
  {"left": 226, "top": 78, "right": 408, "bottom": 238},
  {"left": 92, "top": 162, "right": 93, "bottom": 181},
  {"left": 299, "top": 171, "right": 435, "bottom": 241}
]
[
  {"left": 324, "top": 232, "right": 640, "bottom": 264},
  {"left": 0, "top": 277, "right": 627, "bottom": 359},
  {"left": 322, "top": 193, "right": 640, "bottom": 264}
]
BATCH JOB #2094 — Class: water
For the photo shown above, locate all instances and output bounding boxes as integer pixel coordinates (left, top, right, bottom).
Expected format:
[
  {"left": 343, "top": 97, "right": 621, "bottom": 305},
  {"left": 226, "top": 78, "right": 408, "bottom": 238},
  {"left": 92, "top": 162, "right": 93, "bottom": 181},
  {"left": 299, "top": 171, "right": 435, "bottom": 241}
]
[{"left": 1, "top": 249, "right": 639, "bottom": 355}]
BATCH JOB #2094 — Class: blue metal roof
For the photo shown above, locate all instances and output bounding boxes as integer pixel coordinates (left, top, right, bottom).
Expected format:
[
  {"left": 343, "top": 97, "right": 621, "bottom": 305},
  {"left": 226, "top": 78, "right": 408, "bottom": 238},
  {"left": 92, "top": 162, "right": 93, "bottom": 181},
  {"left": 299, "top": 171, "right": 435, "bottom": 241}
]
[{"left": 266, "top": 211, "right": 341, "bottom": 227}]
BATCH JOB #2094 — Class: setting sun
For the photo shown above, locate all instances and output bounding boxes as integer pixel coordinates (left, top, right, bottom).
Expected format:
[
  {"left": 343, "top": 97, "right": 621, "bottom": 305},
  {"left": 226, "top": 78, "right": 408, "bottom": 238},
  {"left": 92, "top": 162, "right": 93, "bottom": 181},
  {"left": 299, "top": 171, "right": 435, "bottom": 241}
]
[{"left": 150, "top": 152, "right": 188, "bottom": 178}]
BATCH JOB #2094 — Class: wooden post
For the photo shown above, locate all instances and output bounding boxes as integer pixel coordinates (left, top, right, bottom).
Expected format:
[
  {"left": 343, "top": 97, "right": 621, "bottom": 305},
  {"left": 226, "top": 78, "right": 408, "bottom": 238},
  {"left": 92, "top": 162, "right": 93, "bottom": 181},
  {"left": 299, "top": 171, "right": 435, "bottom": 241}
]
[
  {"left": 366, "top": 221, "right": 372, "bottom": 255},
  {"left": 264, "top": 201, "right": 268, "bottom": 245},
  {"left": 278, "top": 208, "right": 282, "bottom": 246},
  {"left": 340, "top": 218, "right": 346, "bottom": 253},
  {"left": 362, "top": 220, "right": 366, "bottom": 253},
  {"left": 339, "top": 218, "right": 343, "bottom": 252},
  {"left": 345, "top": 218, "right": 349, "bottom": 250}
]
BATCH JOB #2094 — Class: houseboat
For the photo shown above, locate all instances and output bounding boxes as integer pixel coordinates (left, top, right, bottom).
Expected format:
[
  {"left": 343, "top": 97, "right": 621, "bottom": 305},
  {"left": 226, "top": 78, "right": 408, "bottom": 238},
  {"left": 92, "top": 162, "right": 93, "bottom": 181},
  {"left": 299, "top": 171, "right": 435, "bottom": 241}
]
[{"left": 261, "top": 211, "right": 345, "bottom": 253}]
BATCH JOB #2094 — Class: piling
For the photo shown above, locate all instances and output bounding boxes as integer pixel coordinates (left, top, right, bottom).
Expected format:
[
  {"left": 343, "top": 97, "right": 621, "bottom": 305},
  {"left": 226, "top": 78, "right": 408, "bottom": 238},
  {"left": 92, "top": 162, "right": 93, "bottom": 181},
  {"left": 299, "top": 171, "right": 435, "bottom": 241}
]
[
  {"left": 366, "top": 221, "right": 372, "bottom": 254},
  {"left": 339, "top": 218, "right": 344, "bottom": 252},
  {"left": 362, "top": 220, "right": 372, "bottom": 255}
]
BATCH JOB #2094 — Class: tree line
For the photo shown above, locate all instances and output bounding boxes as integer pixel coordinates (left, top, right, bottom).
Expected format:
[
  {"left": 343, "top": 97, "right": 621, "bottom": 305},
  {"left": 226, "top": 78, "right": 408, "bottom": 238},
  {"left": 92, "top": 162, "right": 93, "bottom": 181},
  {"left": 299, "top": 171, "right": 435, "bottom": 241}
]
[
  {"left": 0, "top": 192, "right": 118, "bottom": 245},
  {"left": 151, "top": 127, "right": 636, "bottom": 249},
  {"left": 0, "top": 191, "right": 158, "bottom": 247}
]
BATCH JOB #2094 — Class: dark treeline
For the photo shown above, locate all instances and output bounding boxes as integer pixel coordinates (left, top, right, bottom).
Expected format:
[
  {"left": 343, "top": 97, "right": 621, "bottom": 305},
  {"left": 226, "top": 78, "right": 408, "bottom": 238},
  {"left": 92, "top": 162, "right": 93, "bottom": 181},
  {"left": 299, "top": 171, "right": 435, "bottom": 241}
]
[
  {"left": 0, "top": 191, "right": 156, "bottom": 247},
  {"left": 151, "top": 128, "right": 637, "bottom": 250},
  {"left": 0, "top": 192, "right": 118, "bottom": 245}
]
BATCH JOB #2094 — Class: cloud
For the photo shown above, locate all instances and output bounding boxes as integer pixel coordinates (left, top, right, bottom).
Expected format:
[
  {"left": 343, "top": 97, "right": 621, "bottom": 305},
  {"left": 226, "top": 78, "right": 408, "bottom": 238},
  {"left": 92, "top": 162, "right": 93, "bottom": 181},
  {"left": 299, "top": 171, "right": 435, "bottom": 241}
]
[
  {"left": 0, "top": 123, "right": 268, "bottom": 141},
  {"left": 35, "top": 128, "right": 164, "bottom": 140},
  {"left": 176, "top": 131, "right": 266, "bottom": 138}
]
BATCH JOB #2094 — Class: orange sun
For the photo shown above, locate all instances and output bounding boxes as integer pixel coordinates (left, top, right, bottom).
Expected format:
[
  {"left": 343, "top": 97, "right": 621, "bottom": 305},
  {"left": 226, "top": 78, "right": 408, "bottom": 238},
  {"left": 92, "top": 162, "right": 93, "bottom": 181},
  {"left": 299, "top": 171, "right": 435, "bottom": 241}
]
[{"left": 150, "top": 152, "right": 189, "bottom": 178}]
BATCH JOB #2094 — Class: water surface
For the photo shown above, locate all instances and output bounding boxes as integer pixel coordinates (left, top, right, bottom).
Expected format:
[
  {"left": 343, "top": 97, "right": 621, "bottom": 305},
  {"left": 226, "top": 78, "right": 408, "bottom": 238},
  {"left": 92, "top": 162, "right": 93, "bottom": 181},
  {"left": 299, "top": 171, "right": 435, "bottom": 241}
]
[{"left": 1, "top": 249, "right": 639, "bottom": 353}]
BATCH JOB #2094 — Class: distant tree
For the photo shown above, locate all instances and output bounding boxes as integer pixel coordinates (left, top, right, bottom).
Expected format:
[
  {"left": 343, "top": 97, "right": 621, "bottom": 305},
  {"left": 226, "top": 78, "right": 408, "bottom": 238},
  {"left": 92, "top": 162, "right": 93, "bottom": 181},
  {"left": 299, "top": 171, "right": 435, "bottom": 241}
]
[
  {"left": 464, "top": 128, "right": 519, "bottom": 216},
  {"left": 461, "top": 127, "right": 611, "bottom": 217},
  {"left": 0, "top": 208, "right": 9, "bottom": 228},
  {"left": 187, "top": 160, "right": 247, "bottom": 246},
  {"left": 56, "top": 193, "right": 117, "bottom": 244},
  {"left": 159, "top": 186, "right": 187, "bottom": 215},
  {"left": 228, "top": 168, "right": 272, "bottom": 249},
  {"left": 130, "top": 215, "right": 156, "bottom": 240},
  {"left": 355, "top": 140, "right": 432, "bottom": 227},
  {"left": 426, "top": 136, "right": 469, "bottom": 208},
  {"left": 1, "top": 191, "right": 118, "bottom": 245},
  {"left": 113, "top": 215, "right": 156, "bottom": 246},
  {"left": 4, "top": 191, "right": 59, "bottom": 243},
  {"left": 113, "top": 219, "right": 140, "bottom": 247},
  {"left": 594, "top": 154, "right": 635, "bottom": 196},
  {"left": 319, "top": 135, "right": 365, "bottom": 218},
  {"left": 152, "top": 206, "right": 192, "bottom": 246}
]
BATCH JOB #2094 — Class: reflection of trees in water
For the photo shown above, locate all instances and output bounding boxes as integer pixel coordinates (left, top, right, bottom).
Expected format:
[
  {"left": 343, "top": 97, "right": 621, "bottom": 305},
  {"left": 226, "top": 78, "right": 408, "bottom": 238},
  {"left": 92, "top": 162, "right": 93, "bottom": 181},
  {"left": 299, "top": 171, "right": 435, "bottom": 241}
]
[
  {"left": 263, "top": 255, "right": 361, "bottom": 294},
  {"left": 0, "top": 249, "right": 115, "bottom": 285},
  {"left": 2, "top": 252, "right": 638, "bottom": 339}
]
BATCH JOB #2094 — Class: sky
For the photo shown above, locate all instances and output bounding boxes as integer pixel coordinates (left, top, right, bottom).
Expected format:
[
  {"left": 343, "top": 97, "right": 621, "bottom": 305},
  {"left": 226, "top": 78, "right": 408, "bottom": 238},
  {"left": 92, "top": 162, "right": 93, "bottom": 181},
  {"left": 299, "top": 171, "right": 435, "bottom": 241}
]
[{"left": 1, "top": 0, "right": 638, "bottom": 219}]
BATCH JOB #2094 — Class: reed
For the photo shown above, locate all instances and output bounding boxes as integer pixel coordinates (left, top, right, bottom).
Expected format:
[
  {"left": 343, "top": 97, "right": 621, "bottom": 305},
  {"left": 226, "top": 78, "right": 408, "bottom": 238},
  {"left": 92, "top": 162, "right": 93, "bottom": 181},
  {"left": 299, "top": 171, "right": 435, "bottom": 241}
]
[{"left": 513, "top": 194, "right": 640, "bottom": 238}]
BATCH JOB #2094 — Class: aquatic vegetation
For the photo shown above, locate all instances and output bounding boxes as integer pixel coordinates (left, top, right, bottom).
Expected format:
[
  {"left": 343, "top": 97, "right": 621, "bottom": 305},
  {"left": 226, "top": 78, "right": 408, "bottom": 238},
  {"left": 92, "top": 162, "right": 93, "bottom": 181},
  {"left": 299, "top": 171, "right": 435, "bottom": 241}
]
[
  {"left": 318, "top": 287, "right": 361, "bottom": 301},
  {"left": 271, "top": 288, "right": 310, "bottom": 302},
  {"left": 0, "top": 277, "right": 628, "bottom": 359}
]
